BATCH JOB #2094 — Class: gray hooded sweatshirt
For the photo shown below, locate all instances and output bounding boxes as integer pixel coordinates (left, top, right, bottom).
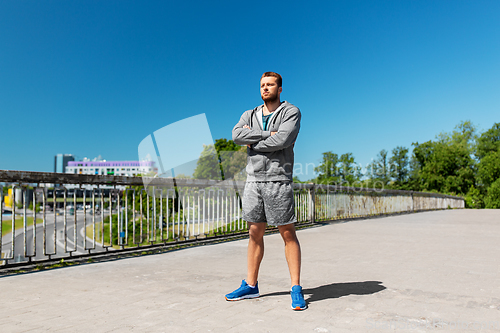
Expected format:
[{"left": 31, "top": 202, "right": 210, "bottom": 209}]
[{"left": 232, "top": 101, "right": 301, "bottom": 182}]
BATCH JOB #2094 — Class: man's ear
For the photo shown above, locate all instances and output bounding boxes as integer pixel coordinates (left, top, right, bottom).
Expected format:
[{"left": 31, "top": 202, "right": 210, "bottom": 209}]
[{"left": 278, "top": 87, "right": 282, "bottom": 94}]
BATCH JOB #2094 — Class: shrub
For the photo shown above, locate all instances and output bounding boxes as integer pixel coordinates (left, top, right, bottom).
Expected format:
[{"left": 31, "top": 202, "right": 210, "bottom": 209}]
[
  {"left": 464, "top": 185, "right": 483, "bottom": 209},
  {"left": 484, "top": 179, "right": 500, "bottom": 209}
]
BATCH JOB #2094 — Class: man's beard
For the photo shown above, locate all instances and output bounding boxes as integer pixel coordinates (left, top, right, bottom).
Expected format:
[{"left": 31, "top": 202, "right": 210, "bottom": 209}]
[{"left": 261, "top": 91, "right": 278, "bottom": 102}]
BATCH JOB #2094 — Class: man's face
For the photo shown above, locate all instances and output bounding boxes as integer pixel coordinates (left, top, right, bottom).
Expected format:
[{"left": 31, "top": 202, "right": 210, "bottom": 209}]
[{"left": 260, "top": 76, "right": 282, "bottom": 102}]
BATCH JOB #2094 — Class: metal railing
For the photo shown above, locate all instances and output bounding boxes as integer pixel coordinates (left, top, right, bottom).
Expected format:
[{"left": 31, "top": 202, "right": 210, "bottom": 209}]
[{"left": 0, "top": 170, "right": 464, "bottom": 267}]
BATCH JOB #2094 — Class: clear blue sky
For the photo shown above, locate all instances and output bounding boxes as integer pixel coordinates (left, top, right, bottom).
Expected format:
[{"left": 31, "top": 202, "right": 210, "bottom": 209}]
[{"left": 1, "top": 0, "right": 499, "bottom": 180}]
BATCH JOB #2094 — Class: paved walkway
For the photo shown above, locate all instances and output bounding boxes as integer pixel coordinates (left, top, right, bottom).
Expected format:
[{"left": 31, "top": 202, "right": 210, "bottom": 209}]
[{"left": 1, "top": 210, "right": 499, "bottom": 332}]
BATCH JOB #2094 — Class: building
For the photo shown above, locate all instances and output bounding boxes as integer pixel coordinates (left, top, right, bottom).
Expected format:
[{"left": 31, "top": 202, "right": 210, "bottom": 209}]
[
  {"left": 66, "top": 160, "right": 156, "bottom": 177},
  {"left": 3, "top": 188, "right": 33, "bottom": 209},
  {"left": 54, "top": 154, "right": 75, "bottom": 173}
]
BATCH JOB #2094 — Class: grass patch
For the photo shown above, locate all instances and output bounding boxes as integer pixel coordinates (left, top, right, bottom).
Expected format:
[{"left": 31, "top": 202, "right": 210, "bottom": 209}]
[
  {"left": 211, "top": 220, "right": 248, "bottom": 235},
  {"left": 1, "top": 216, "right": 42, "bottom": 237},
  {"left": 84, "top": 214, "right": 250, "bottom": 248},
  {"left": 85, "top": 219, "right": 180, "bottom": 249}
]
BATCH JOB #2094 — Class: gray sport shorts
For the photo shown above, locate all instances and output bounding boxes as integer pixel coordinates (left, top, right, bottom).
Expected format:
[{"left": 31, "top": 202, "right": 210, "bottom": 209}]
[{"left": 242, "top": 181, "right": 297, "bottom": 226}]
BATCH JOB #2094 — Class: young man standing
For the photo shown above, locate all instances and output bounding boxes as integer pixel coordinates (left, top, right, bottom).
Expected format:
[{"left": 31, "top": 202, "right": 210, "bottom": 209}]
[{"left": 226, "top": 72, "right": 306, "bottom": 310}]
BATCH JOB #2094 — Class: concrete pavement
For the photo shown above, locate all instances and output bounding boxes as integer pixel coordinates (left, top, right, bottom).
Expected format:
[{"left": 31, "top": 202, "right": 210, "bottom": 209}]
[{"left": 1, "top": 209, "right": 499, "bottom": 332}]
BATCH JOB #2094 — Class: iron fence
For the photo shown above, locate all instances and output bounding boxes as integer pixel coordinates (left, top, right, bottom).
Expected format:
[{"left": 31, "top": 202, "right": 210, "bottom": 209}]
[{"left": 0, "top": 170, "right": 464, "bottom": 267}]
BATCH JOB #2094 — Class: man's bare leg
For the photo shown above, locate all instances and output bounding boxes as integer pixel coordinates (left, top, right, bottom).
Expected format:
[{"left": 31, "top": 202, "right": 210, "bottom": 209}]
[
  {"left": 278, "top": 223, "right": 301, "bottom": 287},
  {"left": 246, "top": 222, "right": 267, "bottom": 286}
]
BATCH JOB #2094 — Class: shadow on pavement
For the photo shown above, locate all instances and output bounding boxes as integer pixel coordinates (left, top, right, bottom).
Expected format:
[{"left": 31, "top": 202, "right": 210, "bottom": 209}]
[{"left": 261, "top": 281, "right": 386, "bottom": 305}]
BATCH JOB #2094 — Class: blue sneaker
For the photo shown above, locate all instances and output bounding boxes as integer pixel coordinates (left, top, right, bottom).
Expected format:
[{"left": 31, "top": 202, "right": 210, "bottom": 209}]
[
  {"left": 291, "top": 285, "right": 307, "bottom": 310},
  {"left": 225, "top": 280, "right": 259, "bottom": 301}
]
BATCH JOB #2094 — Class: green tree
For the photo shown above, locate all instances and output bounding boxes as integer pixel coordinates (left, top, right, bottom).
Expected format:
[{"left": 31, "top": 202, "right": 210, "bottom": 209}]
[
  {"left": 437, "top": 120, "right": 477, "bottom": 154},
  {"left": 368, "top": 149, "right": 390, "bottom": 186},
  {"left": 412, "top": 139, "right": 475, "bottom": 195},
  {"left": 314, "top": 152, "right": 340, "bottom": 185},
  {"left": 124, "top": 186, "right": 180, "bottom": 222},
  {"left": 410, "top": 121, "right": 479, "bottom": 195},
  {"left": 406, "top": 153, "right": 422, "bottom": 191},
  {"left": 339, "top": 153, "right": 362, "bottom": 186},
  {"left": 484, "top": 178, "right": 500, "bottom": 208},
  {"left": 389, "top": 146, "right": 409, "bottom": 186},
  {"left": 192, "top": 144, "right": 221, "bottom": 180},
  {"left": 220, "top": 145, "right": 247, "bottom": 180},
  {"left": 473, "top": 123, "right": 500, "bottom": 207},
  {"left": 28, "top": 202, "right": 41, "bottom": 213},
  {"left": 453, "top": 120, "right": 477, "bottom": 152},
  {"left": 192, "top": 138, "right": 243, "bottom": 180},
  {"left": 464, "top": 185, "right": 483, "bottom": 209},
  {"left": 215, "top": 138, "right": 239, "bottom": 152},
  {"left": 476, "top": 122, "right": 500, "bottom": 160},
  {"left": 476, "top": 150, "right": 500, "bottom": 188}
]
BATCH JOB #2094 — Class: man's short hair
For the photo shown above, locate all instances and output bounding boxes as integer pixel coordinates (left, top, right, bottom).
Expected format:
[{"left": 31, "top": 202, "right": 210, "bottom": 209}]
[{"left": 261, "top": 72, "right": 282, "bottom": 87}]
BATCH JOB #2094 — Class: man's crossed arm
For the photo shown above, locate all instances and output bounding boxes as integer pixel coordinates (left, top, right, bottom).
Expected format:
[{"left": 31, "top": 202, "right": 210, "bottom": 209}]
[
  {"left": 243, "top": 124, "right": 276, "bottom": 147},
  {"left": 232, "top": 108, "right": 301, "bottom": 152}
]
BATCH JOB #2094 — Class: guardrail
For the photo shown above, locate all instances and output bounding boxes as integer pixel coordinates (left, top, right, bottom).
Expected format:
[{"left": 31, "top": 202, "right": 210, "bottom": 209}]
[{"left": 0, "top": 170, "right": 464, "bottom": 268}]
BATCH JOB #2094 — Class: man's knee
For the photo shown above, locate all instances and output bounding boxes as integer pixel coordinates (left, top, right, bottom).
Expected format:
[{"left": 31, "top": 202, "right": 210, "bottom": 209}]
[
  {"left": 249, "top": 231, "right": 264, "bottom": 242},
  {"left": 248, "top": 222, "right": 266, "bottom": 240},
  {"left": 278, "top": 224, "right": 298, "bottom": 243}
]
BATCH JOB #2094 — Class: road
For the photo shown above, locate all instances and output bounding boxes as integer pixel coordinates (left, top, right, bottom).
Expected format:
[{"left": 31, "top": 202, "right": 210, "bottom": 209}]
[
  {"left": 1, "top": 210, "right": 231, "bottom": 262},
  {"left": 1, "top": 210, "right": 108, "bottom": 262}
]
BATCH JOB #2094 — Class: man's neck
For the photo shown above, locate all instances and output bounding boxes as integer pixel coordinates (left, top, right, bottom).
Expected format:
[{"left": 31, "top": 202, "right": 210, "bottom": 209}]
[{"left": 263, "top": 100, "right": 282, "bottom": 116}]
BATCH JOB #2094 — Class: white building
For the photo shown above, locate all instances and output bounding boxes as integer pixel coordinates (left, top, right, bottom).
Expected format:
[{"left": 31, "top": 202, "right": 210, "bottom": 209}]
[{"left": 66, "top": 160, "right": 157, "bottom": 177}]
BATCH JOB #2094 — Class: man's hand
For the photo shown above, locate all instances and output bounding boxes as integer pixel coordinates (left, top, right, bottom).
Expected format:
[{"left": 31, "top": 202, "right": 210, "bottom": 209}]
[{"left": 242, "top": 125, "right": 276, "bottom": 147}]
